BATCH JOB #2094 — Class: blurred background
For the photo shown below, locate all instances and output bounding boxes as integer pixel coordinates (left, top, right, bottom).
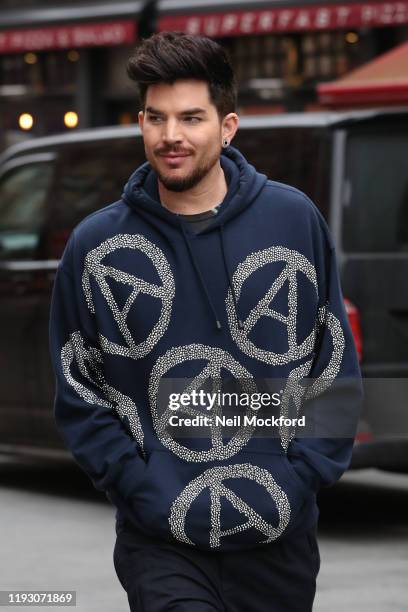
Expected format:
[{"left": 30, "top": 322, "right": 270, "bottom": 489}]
[
  {"left": 0, "top": 1, "right": 408, "bottom": 611},
  {"left": 1, "top": 0, "right": 408, "bottom": 148}
]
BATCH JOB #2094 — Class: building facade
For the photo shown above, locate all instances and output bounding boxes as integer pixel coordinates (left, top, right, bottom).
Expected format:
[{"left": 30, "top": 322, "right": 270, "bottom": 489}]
[{"left": 1, "top": 0, "right": 408, "bottom": 143}]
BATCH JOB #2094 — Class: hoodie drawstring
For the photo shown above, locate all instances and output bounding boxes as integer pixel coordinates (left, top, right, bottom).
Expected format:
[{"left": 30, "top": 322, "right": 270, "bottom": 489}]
[
  {"left": 179, "top": 218, "right": 222, "bottom": 330},
  {"left": 178, "top": 217, "right": 244, "bottom": 332}
]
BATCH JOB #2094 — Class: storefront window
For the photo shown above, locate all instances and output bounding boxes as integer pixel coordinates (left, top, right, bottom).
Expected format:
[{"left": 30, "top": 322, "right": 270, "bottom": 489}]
[
  {"left": 228, "top": 30, "right": 364, "bottom": 86},
  {"left": 0, "top": 50, "right": 78, "bottom": 91}
]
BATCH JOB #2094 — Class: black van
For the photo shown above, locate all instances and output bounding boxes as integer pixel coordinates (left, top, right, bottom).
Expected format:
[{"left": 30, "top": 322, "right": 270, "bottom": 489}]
[{"left": 0, "top": 109, "right": 407, "bottom": 469}]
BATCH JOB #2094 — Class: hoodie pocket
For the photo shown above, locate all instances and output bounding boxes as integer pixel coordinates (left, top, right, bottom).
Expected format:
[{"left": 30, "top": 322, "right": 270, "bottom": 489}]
[
  {"left": 106, "top": 450, "right": 160, "bottom": 534},
  {"left": 128, "top": 449, "right": 191, "bottom": 538},
  {"left": 125, "top": 450, "right": 314, "bottom": 551}
]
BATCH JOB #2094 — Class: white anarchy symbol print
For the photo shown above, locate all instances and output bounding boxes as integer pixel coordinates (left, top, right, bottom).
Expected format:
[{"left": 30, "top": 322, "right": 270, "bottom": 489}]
[
  {"left": 169, "top": 464, "right": 291, "bottom": 548},
  {"left": 61, "top": 331, "right": 144, "bottom": 453},
  {"left": 82, "top": 234, "right": 175, "bottom": 359},
  {"left": 226, "top": 246, "right": 318, "bottom": 365},
  {"left": 149, "top": 344, "right": 258, "bottom": 462},
  {"left": 278, "top": 304, "right": 345, "bottom": 450}
]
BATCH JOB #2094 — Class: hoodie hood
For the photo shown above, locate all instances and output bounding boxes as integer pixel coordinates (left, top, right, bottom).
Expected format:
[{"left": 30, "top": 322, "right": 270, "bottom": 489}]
[
  {"left": 121, "top": 145, "right": 268, "bottom": 233},
  {"left": 121, "top": 146, "right": 268, "bottom": 332}
]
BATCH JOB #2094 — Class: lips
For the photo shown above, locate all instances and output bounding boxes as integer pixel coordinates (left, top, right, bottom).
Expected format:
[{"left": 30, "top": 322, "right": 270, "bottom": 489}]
[
  {"left": 159, "top": 153, "right": 191, "bottom": 166},
  {"left": 160, "top": 153, "right": 189, "bottom": 157}
]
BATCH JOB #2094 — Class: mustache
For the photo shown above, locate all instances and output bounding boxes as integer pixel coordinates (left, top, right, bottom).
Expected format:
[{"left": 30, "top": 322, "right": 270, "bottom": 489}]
[{"left": 155, "top": 147, "right": 193, "bottom": 155}]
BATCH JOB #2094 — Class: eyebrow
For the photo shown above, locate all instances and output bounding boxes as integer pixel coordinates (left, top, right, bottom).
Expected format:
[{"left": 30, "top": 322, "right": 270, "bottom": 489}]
[
  {"left": 180, "top": 108, "right": 207, "bottom": 116},
  {"left": 145, "top": 106, "right": 207, "bottom": 116}
]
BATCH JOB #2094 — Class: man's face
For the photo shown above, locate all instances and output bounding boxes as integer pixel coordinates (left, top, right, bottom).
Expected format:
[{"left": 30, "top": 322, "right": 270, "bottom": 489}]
[{"left": 138, "top": 80, "right": 231, "bottom": 192}]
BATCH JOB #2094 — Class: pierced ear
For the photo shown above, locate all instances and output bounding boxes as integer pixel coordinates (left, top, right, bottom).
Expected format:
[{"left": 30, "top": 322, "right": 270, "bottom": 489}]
[{"left": 222, "top": 112, "right": 239, "bottom": 144}]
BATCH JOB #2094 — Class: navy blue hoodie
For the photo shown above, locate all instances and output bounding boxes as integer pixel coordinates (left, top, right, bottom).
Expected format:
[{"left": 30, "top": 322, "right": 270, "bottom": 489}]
[{"left": 49, "top": 146, "right": 362, "bottom": 551}]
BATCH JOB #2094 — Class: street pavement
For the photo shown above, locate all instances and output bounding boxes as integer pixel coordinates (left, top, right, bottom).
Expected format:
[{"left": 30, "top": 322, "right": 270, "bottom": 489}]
[
  {"left": 315, "top": 469, "right": 408, "bottom": 612},
  {"left": 1, "top": 457, "right": 407, "bottom": 612}
]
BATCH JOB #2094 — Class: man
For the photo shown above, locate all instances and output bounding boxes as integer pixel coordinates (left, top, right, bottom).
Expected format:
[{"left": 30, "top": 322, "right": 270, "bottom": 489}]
[{"left": 49, "top": 31, "right": 361, "bottom": 612}]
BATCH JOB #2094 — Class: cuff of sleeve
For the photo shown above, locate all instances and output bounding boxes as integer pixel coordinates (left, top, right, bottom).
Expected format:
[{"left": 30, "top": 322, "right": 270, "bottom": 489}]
[
  {"left": 93, "top": 454, "right": 147, "bottom": 500},
  {"left": 287, "top": 454, "right": 321, "bottom": 494},
  {"left": 114, "top": 455, "right": 148, "bottom": 500}
]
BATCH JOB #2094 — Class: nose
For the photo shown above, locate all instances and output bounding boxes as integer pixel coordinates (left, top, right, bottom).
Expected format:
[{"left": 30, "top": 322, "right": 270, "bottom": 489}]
[{"left": 162, "top": 118, "right": 183, "bottom": 145}]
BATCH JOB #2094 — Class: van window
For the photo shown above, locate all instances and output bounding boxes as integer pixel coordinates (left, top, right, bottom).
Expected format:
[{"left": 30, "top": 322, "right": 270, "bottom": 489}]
[
  {"left": 343, "top": 129, "right": 408, "bottom": 252},
  {"left": 0, "top": 160, "right": 54, "bottom": 260},
  {"left": 234, "top": 127, "right": 331, "bottom": 219},
  {"left": 52, "top": 139, "right": 144, "bottom": 231}
]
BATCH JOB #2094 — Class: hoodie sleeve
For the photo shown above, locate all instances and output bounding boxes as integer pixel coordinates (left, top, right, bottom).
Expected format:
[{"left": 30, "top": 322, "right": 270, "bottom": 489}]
[
  {"left": 287, "top": 204, "right": 363, "bottom": 493},
  {"left": 49, "top": 230, "right": 147, "bottom": 500}
]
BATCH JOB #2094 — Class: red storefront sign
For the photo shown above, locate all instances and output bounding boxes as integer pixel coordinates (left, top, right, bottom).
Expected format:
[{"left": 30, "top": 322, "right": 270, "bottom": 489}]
[
  {"left": 0, "top": 20, "right": 136, "bottom": 54},
  {"left": 159, "top": 2, "right": 408, "bottom": 36}
]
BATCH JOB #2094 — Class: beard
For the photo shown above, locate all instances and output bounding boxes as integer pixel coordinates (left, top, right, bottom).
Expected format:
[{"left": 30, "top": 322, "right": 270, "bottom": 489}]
[{"left": 150, "top": 146, "right": 221, "bottom": 193}]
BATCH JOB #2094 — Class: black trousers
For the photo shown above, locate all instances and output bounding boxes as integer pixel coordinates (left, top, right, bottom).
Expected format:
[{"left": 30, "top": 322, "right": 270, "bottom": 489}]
[{"left": 113, "top": 524, "right": 320, "bottom": 612}]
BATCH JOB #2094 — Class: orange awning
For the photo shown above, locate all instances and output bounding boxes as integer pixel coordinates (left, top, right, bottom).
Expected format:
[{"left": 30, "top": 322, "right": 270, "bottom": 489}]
[{"left": 318, "top": 41, "right": 408, "bottom": 107}]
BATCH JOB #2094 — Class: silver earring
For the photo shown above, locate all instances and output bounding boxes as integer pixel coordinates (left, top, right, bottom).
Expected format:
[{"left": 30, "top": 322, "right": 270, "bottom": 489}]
[{"left": 222, "top": 139, "right": 229, "bottom": 148}]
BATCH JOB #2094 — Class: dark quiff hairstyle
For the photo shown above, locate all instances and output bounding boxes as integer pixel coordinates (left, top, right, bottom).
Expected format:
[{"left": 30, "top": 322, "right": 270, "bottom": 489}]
[{"left": 127, "top": 31, "right": 237, "bottom": 118}]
